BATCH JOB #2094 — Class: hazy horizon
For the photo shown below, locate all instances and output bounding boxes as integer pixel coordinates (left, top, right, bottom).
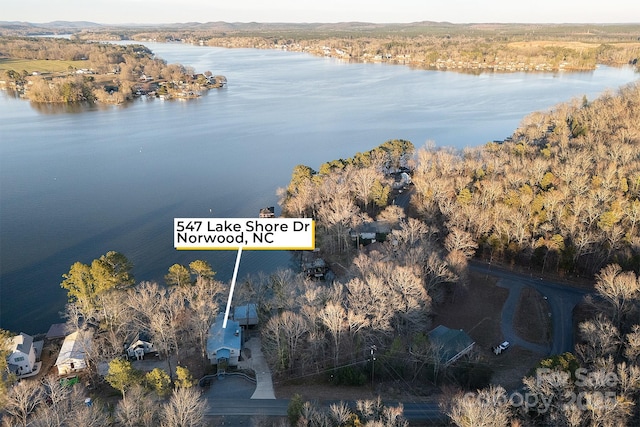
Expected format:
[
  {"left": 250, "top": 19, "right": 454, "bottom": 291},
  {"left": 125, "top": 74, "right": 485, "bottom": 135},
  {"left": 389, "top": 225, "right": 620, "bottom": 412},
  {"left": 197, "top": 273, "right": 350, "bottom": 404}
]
[{"left": 5, "top": 0, "right": 639, "bottom": 26}]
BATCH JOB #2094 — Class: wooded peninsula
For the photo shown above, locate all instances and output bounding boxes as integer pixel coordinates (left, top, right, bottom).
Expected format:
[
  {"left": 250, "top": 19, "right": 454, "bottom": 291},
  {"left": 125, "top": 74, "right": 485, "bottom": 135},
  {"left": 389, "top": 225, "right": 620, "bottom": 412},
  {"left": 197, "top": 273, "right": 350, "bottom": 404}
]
[{"left": 0, "top": 37, "right": 226, "bottom": 103}]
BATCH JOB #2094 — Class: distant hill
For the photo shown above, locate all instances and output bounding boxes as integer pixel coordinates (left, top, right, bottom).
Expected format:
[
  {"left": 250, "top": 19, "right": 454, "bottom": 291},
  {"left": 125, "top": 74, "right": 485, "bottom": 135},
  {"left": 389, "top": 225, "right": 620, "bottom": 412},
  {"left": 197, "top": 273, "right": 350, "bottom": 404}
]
[
  {"left": 0, "top": 20, "right": 103, "bottom": 36},
  {"left": 42, "top": 21, "right": 102, "bottom": 28},
  {"left": 0, "top": 20, "right": 101, "bottom": 26},
  {"left": 1, "top": 20, "right": 638, "bottom": 39}
]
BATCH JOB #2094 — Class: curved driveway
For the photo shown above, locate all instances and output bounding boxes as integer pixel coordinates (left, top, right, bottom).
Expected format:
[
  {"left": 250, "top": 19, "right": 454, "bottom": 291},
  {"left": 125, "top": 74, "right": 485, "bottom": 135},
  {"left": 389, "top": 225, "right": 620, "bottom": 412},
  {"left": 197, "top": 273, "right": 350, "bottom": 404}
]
[
  {"left": 470, "top": 262, "right": 592, "bottom": 356},
  {"left": 238, "top": 336, "right": 276, "bottom": 399}
]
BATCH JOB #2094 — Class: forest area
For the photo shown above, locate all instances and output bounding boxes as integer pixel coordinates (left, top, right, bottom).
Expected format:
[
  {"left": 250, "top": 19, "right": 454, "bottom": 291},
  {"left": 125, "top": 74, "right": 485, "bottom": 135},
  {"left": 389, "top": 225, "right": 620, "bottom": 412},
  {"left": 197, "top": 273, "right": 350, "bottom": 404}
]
[
  {"left": 281, "top": 83, "right": 640, "bottom": 278},
  {"left": 275, "top": 82, "right": 640, "bottom": 426}
]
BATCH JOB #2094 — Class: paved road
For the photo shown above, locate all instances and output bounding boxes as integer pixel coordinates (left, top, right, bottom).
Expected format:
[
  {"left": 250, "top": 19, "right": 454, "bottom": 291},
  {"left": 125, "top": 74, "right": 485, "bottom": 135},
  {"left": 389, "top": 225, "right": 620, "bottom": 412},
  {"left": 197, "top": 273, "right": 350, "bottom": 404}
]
[
  {"left": 392, "top": 185, "right": 414, "bottom": 209},
  {"left": 470, "top": 262, "right": 592, "bottom": 355},
  {"left": 204, "top": 398, "right": 446, "bottom": 424},
  {"left": 205, "top": 398, "right": 289, "bottom": 417}
]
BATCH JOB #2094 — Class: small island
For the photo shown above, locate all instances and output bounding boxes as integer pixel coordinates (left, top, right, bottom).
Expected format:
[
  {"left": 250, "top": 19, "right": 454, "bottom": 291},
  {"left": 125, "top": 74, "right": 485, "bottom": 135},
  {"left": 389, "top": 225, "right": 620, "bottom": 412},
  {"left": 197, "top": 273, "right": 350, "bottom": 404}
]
[{"left": 0, "top": 37, "right": 226, "bottom": 104}]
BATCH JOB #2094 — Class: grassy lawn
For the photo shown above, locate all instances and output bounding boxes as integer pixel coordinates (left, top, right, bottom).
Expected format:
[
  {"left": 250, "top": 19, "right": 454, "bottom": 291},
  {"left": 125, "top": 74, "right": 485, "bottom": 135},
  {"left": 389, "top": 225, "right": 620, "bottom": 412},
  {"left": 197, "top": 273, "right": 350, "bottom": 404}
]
[
  {"left": 0, "top": 58, "right": 91, "bottom": 74},
  {"left": 514, "top": 287, "right": 552, "bottom": 345}
]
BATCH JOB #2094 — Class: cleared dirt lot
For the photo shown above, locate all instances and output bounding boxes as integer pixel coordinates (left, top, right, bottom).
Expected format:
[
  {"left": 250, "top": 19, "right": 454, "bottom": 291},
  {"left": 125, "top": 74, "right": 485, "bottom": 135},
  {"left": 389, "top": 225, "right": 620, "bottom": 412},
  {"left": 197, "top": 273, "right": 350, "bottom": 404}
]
[
  {"left": 432, "top": 272, "right": 547, "bottom": 390},
  {"left": 514, "top": 287, "right": 552, "bottom": 345},
  {"left": 432, "top": 272, "right": 507, "bottom": 350}
]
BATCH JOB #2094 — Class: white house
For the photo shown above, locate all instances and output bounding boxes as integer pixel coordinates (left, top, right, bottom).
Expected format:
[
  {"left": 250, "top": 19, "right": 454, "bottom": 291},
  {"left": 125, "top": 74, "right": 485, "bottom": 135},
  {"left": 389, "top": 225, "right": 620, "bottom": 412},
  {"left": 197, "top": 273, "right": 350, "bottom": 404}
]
[
  {"left": 206, "top": 313, "right": 242, "bottom": 371},
  {"left": 55, "top": 330, "right": 92, "bottom": 376},
  {"left": 6, "top": 332, "right": 37, "bottom": 377},
  {"left": 126, "top": 339, "right": 157, "bottom": 360},
  {"left": 350, "top": 221, "right": 392, "bottom": 244}
]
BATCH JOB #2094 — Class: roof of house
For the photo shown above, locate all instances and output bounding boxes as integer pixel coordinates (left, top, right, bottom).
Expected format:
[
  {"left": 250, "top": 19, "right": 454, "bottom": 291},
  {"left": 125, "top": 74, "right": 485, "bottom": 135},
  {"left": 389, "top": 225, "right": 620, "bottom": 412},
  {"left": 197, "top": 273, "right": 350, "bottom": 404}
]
[
  {"left": 234, "top": 304, "right": 258, "bottom": 320},
  {"left": 10, "top": 332, "right": 33, "bottom": 355},
  {"left": 351, "top": 221, "right": 393, "bottom": 235},
  {"left": 206, "top": 313, "right": 241, "bottom": 355},
  {"left": 127, "top": 339, "right": 153, "bottom": 352},
  {"left": 428, "top": 325, "right": 475, "bottom": 365},
  {"left": 126, "top": 331, "right": 152, "bottom": 347},
  {"left": 55, "top": 330, "right": 92, "bottom": 366},
  {"left": 259, "top": 207, "right": 275, "bottom": 218},
  {"left": 46, "top": 323, "right": 68, "bottom": 340}
]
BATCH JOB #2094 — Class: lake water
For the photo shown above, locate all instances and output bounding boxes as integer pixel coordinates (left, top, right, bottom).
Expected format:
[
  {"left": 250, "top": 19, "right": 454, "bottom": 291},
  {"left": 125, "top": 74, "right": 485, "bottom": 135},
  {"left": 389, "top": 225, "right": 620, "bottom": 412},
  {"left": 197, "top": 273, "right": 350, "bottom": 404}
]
[{"left": 0, "top": 42, "right": 637, "bottom": 334}]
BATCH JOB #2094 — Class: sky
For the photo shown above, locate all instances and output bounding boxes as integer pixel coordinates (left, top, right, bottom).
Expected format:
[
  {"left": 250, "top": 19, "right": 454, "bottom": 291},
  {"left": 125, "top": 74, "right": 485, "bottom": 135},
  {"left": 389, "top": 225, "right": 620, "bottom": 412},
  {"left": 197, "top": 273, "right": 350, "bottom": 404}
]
[{"left": 3, "top": 0, "right": 639, "bottom": 24}]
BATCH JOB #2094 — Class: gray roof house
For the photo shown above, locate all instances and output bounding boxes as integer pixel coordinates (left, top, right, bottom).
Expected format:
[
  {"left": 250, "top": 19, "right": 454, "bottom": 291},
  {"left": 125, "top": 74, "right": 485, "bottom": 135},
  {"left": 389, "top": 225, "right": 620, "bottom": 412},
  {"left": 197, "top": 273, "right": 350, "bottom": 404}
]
[
  {"left": 428, "top": 325, "right": 475, "bottom": 366},
  {"left": 206, "top": 313, "right": 242, "bottom": 372},
  {"left": 126, "top": 338, "right": 157, "bottom": 360},
  {"left": 6, "top": 332, "right": 39, "bottom": 378},
  {"left": 234, "top": 304, "right": 258, "bottom": 327}
]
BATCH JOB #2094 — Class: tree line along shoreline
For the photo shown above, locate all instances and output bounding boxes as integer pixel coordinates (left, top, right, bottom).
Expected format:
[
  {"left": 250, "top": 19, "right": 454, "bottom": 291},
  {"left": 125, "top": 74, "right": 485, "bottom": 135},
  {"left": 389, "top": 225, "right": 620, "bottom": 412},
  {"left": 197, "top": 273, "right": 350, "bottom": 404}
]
[
  {"left": 72, "top": 22, "right": 640, "bottom": 73},
  {"left": 280, "top": 82, "right": 640, "bottom": 280}
]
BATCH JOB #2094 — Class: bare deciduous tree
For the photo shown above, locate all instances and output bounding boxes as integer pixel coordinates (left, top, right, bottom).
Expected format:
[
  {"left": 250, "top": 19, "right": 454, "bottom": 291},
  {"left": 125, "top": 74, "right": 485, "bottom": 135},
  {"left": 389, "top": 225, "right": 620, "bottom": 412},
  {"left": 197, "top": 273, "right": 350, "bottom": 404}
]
[
  {"left": 320, "top": 302, "right": 346, "bottom": 368},
  {"left": 444, "top": 385, "right": 512, "bottom": 427},
  {"left": 594, "top": 264, "right": 640, "bottom": 328},
  {"left": 444, "top": 227, "right": 478, "bottom": 259},
  {"left": 624, "top": 324, "right": 640, "bottom": 364},
  {"left": 576, "top": 315, "right": 621, "bottom": 365},
  {"left": 181, "top": 278, "right": 224, "bottom": 363},
  {"left": 3, "top": 379, "right": 42, "bottom": 426},
  {"left": 127, "top": 281, "right": 185, "bottom": 381},
  {"left": 161, "top": 387, "right": 206, "bottom": 427}
]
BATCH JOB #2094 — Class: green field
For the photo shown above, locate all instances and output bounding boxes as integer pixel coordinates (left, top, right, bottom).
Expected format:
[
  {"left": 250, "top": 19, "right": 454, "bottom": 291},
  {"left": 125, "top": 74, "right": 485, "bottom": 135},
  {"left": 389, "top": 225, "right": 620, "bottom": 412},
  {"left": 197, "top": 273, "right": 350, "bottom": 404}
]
[{"left": 0, "top": 58, "right": 90, "bottom": 74}]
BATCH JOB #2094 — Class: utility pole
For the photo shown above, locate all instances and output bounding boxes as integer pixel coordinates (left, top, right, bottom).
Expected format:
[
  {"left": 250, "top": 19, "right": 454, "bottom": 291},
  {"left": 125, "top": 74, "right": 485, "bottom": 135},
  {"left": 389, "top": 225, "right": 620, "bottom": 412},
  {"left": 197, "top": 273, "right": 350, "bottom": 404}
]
[{"left": 370, "top": 345, "right": 377, "bottom": 389}]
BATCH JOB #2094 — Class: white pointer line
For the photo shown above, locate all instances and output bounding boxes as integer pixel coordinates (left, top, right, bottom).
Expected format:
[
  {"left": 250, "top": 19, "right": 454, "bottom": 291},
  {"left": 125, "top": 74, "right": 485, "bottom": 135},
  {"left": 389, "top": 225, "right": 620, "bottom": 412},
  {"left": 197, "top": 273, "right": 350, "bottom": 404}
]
[{"left": 222, "top": 246, "right": 243, "bottom": 329}]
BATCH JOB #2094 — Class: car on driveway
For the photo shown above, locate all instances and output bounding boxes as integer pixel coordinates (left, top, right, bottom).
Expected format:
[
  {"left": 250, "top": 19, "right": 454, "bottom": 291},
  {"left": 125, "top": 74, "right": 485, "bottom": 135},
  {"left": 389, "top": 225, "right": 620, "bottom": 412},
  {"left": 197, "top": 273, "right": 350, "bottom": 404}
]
[{"left": 493, "top": 341, "right": 510, "bottom": 355}]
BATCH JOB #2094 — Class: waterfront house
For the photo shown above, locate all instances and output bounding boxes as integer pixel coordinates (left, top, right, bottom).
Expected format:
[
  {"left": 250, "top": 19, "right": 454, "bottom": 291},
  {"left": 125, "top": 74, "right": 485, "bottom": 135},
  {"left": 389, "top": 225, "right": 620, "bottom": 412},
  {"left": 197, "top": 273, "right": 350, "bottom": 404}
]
[
  {"left": 302, "top": 257, "right": 329, "bottom": 280},
  {"left": 55, "top": 330, "right": 92, "bottom": 376},
  {"left": 259, "top": 207, "right": 275, "bottom": 218},
  {"left": 126, "top": 334, "right": 157, "bottom": 360},
  {"left": 6, "top": 332, "right": 38, "bottom": 377},
  {"left": 206, "top": 313, "right": 242, "bottom": 372},
  {"left": 234, "top": 303, "right": 259, "bottom": 327}
]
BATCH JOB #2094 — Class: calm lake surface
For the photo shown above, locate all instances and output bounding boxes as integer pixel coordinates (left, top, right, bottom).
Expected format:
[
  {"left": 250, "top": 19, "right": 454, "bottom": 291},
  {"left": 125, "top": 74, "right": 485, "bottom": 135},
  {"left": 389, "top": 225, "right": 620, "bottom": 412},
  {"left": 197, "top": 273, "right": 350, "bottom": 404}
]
[{"left": 0, "top": 42, "right": 637, "bottom": 334}]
